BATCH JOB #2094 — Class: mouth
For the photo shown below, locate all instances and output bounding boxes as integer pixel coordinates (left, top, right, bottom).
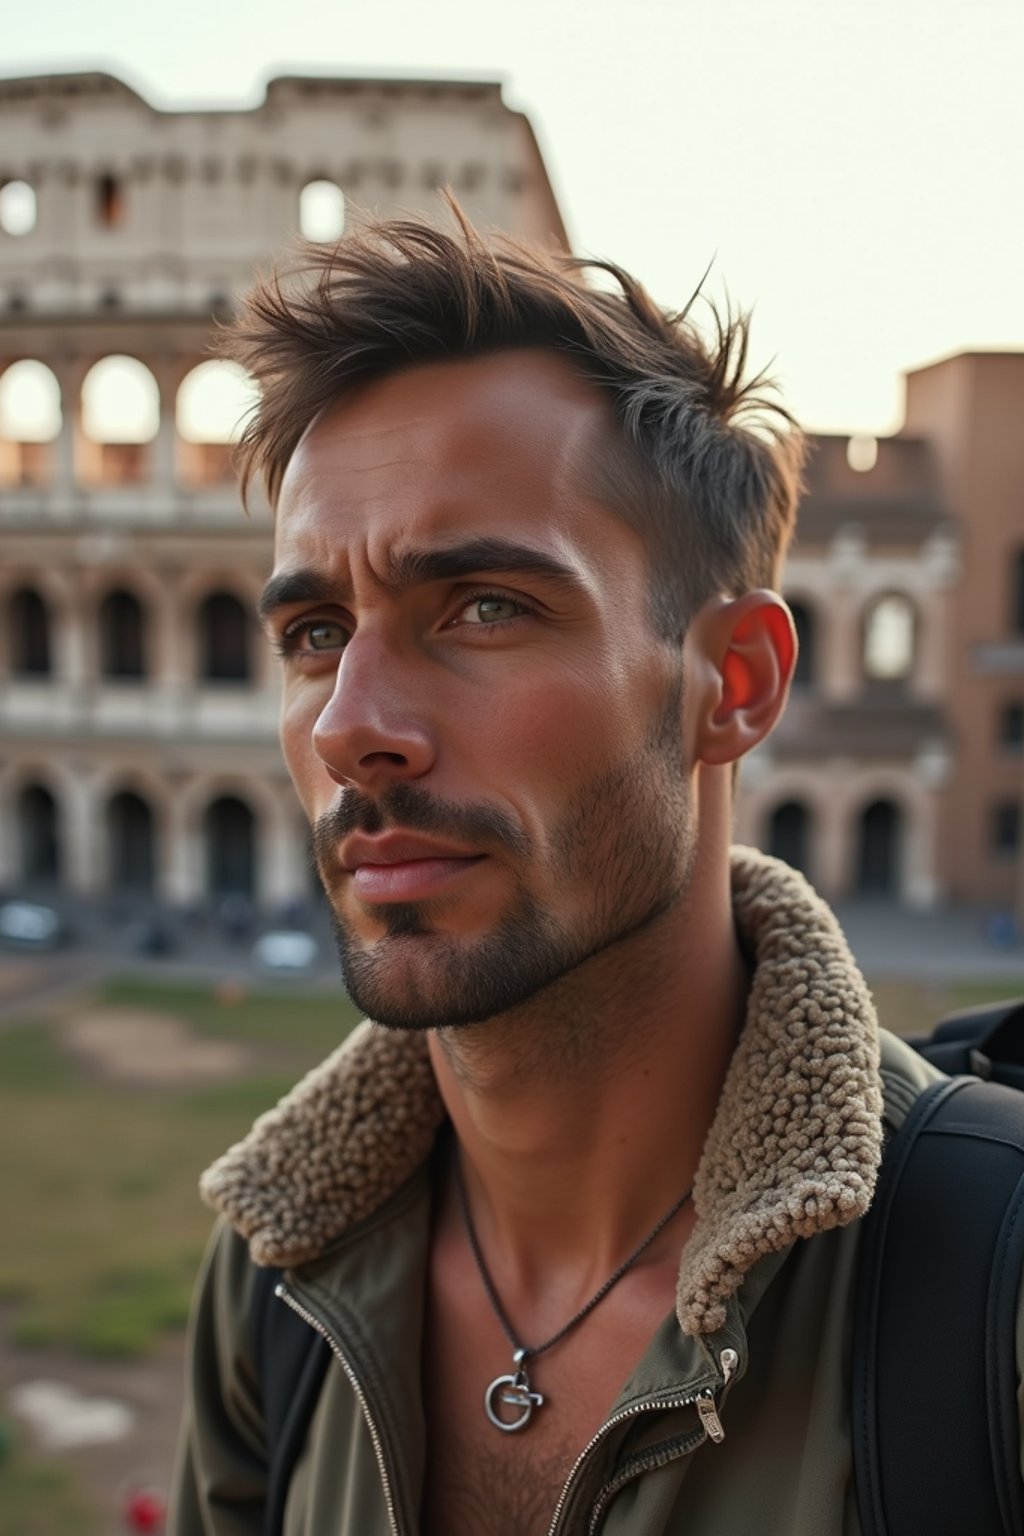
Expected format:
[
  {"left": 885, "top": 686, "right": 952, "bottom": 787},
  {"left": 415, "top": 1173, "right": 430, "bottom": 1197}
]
[{"left": 339, "top": 832, "right": 486, "bottom": 905}]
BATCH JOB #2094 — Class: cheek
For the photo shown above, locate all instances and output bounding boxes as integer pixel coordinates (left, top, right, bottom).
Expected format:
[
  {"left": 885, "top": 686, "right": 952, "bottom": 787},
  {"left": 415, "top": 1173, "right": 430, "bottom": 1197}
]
[
  {"left": 472, "top": 669, "right": 636, "bottom": 798},
  {"left": 279, "top": 692, "right": 327, "bottom": 818}
]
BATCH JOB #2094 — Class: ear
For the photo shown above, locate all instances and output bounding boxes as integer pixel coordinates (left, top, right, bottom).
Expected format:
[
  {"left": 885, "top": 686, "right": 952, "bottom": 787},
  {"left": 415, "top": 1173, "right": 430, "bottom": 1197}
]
[{"left": 687, "top": 591, "right": 797, "bottom": 767}]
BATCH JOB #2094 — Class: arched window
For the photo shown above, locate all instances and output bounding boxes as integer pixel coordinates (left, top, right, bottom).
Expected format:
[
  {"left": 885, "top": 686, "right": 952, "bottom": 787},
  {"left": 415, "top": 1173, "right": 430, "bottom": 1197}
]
[
  {"left": 856, "top": 799, "right": 902, "bottom": 895},
  {"left": 95, "top": 173, "right": 125, "bottom": 229},
  {"left": 0, "top": 180, "right": 37, "bottom": 237},
  {"left": 175, "top": 360, "right": 256, "bottom": 487},
  {"left": 107, "top": 790, "right": 155, "bottom": 891},
  {"left": 299, "top": 180, "right": 345, "bottom": 242},
  {"left": 787, "top": 599, "right": 815, "bottom": 688},
  {"left": 990, "top": 800, "right": 1021, "bottom": 861},
  {"left": 0, "top": 359, "right": 62, "bottom": 487},
  {"left": 768, "top": 801, "right": 812, "bottom": 879},
  {"left": 204, "top": 795, "right": 256, "bottom": 899},
  {"left": 81, "top": 355, "right": 160, "bottom": 486},
  {"left": 99, "top": 589, "right": 147, "bottom": 679},
  {"left": 1012, "top": 550, "right": 1024, "bottom": 636},
  {"left": 847, "top": 434, "right": 878, "bottom": 473},
  {"left": 9, "top": 587, "right": 51, "bottom": 676},
  {"left": 999, "top": 701, "right": 1024, "bottom": 752},
  {"left": 198, "top": 592, "right": 251, "bottom": 682},
  {"left": 863, "top": 595, "right": 915, "bottom": 683},
  {"left": 18, "top": 783, "right": 60, "bottom": 883}
]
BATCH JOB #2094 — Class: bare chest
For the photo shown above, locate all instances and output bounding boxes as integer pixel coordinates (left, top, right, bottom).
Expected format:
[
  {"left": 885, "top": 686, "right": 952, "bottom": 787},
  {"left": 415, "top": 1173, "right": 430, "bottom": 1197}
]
[
  {"left": 420, "top": 1408, "right": 575, "bottom": 1536},
  {"left": 420, "top": 1264, "right": 666, "bottom": 1536},
  {"left": 419, "top": 1351, "right": 599, "bottom": 1536}
]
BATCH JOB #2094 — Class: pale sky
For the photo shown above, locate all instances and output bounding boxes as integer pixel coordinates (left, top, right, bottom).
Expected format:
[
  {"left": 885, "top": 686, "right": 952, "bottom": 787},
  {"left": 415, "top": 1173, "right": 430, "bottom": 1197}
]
[{"left": 5, "top": 0, "right": 1023, "bottom": 436}]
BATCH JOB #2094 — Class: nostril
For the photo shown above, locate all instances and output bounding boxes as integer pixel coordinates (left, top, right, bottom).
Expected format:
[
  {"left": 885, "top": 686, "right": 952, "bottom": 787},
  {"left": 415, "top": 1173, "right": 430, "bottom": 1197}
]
[{"left": 359, "top": 750, "right": 409, "bottom": 768}]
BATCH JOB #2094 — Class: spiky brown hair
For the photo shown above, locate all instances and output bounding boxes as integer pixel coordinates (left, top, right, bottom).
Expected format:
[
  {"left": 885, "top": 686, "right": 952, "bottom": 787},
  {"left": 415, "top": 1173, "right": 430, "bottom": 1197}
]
[{"left": 224, "top": 203, "right": 804, "bottom": 638}]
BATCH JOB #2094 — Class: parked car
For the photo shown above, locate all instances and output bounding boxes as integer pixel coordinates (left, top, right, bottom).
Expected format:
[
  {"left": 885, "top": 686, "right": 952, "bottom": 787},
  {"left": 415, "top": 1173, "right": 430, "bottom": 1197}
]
[
  {"left": 251, "top": 930, "right": 320, "bottom": 974},
  {"left": 0, "top": 899, "right": 66, "bottom": 950}
]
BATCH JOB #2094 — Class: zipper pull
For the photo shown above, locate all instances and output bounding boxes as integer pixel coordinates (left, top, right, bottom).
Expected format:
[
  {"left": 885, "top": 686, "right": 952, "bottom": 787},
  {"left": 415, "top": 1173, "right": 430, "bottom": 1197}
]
[{"left": 696, "top": 1390, "right": 725, "bottom": 1444}]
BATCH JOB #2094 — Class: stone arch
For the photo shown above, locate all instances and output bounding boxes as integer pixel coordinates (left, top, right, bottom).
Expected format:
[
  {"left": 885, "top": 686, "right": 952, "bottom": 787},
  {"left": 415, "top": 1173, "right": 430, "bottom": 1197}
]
[
  {"left": 0, "top": 358, "right": 61, "bottom": 487},
  {"left": 861, "top": 591, "right": 918, "bottom": 684},
  {"left": 854, "top": 797, "right": 903, "bottom": 895},
  {"left": 0, "top": 179, "right": 36, "bottom": 237},
  {"left": 299, "top": 178, "right": 345, "bottom": 242},
  {"left": 79, "top": 354, "right": 160, "bottom": 486},
  {"left": 197, "top": 589, "right": 252, "bottom": 683},
  {"left": 95, "top": 171, "right": 126, "bottom": 229},
  {"left": 98, "top": 587, "right": 148, "bottom": 679},
  {"left": 767, "top": 799, "right": 814, "bottom": 880},
  {"left": 7, "top": 585, "right": 52, "bottom": 677},
  {"left": 785, "top": 593, "right": 819, "bottom": 689},
  {"left": 16, "top": 780, "right": 61, "bottom": 885},
  {"left": 175, "top": 359, "right": 255, "bottom": 487},
  {"left": 204, "top": 793, "right": 257, "bottom": 900},
  {"left": 1012, "top": 548, "right": 1024, "bottom": 636},
  {"left": 106, "top": 787, "right": 156, "bottom": 893}
]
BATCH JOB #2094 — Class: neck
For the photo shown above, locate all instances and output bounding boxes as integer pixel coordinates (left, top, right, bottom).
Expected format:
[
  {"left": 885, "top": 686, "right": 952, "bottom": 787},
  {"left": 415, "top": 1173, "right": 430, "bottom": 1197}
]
[{"left": 427, "top": 839, "right": 748, "bottom": 1291}]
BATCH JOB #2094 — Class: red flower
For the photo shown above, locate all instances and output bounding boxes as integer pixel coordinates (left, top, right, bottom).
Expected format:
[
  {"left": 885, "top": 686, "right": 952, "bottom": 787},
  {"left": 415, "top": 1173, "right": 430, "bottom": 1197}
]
[{"left": 123, "top": 1488, "right": 165, "bottom": 1533}]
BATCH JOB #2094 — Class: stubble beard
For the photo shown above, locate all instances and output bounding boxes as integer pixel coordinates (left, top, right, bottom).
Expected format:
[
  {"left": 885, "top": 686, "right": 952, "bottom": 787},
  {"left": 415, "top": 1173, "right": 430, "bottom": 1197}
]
[{"left": 315, "top": 681, "right": 694, "bottom": 1031}]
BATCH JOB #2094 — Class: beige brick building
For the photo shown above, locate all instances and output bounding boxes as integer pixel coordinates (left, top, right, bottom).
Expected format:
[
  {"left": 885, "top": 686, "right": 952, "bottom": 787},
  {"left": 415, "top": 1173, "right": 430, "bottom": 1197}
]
[
  {"left": 735, "top": 430, "right": 959, "bottom": 908},
  {"left": 738, "top": 352, "right": 1024, "bottom": 914},
  {"left": 904, "top": 353, "right": 1024, "bottom": 909}
]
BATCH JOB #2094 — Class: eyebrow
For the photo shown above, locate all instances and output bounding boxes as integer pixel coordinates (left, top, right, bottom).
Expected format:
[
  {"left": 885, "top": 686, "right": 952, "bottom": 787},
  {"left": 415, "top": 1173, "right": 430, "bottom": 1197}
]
[{"left": 257, "top": 537, "right": 583, "bottom": 623}]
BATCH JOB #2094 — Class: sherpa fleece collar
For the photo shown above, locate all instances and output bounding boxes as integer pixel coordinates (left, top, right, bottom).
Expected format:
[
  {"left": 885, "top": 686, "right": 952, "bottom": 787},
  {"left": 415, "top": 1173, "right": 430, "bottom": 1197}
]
[{"left": 201, "top": 846, "right": 883, "bottom": 1336}]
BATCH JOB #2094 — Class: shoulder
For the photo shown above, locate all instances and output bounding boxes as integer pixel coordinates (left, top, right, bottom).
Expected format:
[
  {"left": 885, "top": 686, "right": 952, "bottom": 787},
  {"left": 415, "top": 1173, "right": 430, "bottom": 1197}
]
[
  {"left": 877, "top": 1027, "right": 945, "bottom": 1131},
  {"left": 188, "top": 1218, "right": 269, "bottom": 1400}
]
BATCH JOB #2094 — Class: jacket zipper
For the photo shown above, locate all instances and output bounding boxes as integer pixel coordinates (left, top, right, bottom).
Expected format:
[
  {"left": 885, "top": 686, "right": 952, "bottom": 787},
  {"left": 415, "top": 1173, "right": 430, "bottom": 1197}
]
[
  {"left": 548, "top": 1346, "right": 739, "bottom": 1536},
  {"left": 275, "top": 1281, "right": 405, "bottom": 1536},
  {"left": 277, "top": 1278, "right": 736, "bottom": 1536},
  {"left": 586, "top": 1424, "right": 707, "bottom": 1535}
]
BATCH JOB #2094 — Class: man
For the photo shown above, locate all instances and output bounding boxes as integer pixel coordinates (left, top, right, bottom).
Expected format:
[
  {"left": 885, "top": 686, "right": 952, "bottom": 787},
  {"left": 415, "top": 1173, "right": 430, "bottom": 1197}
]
[{"left": 170, "top": 212, "right": 940, "bottom": 1535}]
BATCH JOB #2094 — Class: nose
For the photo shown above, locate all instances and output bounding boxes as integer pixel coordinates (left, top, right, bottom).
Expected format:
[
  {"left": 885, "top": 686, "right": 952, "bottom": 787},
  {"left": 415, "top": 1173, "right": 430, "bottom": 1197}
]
[{"left": 311, "top": 633, "right": 436, "bottom": 791}]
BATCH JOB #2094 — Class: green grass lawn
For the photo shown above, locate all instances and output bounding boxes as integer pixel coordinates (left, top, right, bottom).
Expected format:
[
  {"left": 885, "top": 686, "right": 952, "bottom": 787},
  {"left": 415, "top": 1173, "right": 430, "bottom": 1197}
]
[
  {"left": 2, "top": 969, "right": 1016, "bottom": 1357},
  {"left": 0, "top": 977, "right": 361, "bottom": 1357},
  {"left": 869, "top": 977, "right": 1023, "bottom": 1040},
  {"left": 1, "top": 968, "right": 1020, "bottom": 1533},
  {"left": 0, "top": 1422, "right": 101, "bottom": 1536},
  {"left": 2, "top": 970, "right": 1020, "bottom": 1360}
]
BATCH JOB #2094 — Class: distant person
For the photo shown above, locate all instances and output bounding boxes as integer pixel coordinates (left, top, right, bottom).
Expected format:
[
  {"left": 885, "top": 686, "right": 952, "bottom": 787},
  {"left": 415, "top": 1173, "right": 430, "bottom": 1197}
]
[{"left": 169, "top": 210, "right": 1019, "bottom": 1535}]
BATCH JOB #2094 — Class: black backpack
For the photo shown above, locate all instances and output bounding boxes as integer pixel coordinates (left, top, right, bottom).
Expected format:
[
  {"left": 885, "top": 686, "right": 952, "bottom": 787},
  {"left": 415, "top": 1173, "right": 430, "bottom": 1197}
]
[
  {"left": 254, "top": 1000, "right": 1024, "bottom": 1536},
  {"left": 852, "top": 999, "right": 1024, "bottom": 1536}
]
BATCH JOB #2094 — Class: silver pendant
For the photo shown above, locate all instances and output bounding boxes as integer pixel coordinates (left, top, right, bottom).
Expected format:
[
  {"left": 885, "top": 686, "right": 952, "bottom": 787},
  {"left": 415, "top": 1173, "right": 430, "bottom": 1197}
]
[{"left": 484, "top": 1349, "right": 544, "bottom": 1432}]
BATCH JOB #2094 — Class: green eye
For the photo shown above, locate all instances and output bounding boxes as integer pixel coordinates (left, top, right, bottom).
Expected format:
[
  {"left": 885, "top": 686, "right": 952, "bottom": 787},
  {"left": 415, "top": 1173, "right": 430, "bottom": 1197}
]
[
  {"left": 466, "top": 597, "right": 521, "bottom": 624},
  {"left": 307, "top": 621, "right": 346, "bottom": 649}
]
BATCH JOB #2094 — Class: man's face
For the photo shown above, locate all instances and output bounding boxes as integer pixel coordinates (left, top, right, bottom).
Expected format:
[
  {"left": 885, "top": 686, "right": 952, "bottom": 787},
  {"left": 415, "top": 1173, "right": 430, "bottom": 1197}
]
[{"left": 264, "top": 350, "right": 696, "bottom": 1029}]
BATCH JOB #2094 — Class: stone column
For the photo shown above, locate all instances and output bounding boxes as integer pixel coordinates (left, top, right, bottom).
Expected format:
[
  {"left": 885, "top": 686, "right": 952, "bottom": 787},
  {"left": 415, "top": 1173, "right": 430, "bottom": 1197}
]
[
  {"left": 162, "top": 782, "right": 203, "bottom": 907},
  {"left": 151, "top": 367, "right": 179, "bottom": 491},
  {"left": 818, "top": 773, "right": 854, "bottom": 899},
  {"left": 0, "top": 771, "right": 18, "bottom": 887},
  {"left": 51, "top": 357, "right": 82, "bottom": 504},
  {"left": 822, "top": 591, "right": 863, "bottom": 703},
  {"left": 260, "top": 787, "right": 309, "bottom": 908},
  {"left": 62, "top": 766, "right": 103, "bottom": 895}
]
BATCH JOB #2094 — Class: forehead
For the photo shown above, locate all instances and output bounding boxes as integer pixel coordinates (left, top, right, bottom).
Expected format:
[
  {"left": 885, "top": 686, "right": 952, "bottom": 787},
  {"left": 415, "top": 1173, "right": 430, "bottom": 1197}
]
[{"left": 274, "top": 350, "right": 631, "bottom": 571}]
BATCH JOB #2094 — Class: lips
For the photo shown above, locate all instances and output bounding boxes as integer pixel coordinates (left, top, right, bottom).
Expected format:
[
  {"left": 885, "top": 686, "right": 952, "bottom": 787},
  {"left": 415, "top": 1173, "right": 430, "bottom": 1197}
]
[{"left": 339, "top": 833, "right": 485, "bottom": 903}]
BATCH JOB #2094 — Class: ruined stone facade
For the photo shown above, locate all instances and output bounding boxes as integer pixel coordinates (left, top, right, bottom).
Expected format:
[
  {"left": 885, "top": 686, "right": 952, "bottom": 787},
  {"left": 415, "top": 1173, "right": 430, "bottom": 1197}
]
[
  {"left": 2, "top": 71, "right": 1022, "bottom": 916},
  {"left": 0, "top": 70, "right": 566, "bottom": 911}
]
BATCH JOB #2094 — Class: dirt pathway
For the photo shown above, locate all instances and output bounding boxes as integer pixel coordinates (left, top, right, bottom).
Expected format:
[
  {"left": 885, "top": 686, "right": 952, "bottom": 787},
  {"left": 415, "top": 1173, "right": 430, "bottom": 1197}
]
[{"left": 1, "top": 1322, "right": 186, "bottom": 1527}]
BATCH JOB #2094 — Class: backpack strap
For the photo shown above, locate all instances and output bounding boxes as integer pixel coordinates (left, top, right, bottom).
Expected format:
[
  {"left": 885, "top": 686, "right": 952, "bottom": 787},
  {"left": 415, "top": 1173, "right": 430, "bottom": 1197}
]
[
  {"left": 908, "top": 998, "right": 1024, "bottom": 1089},
  {"left": 250, "top": 1264, "right": 332, "bottom": 1536},
  {"left": 853, "top": 1075, "right": 1024, "bottom": 1536}
]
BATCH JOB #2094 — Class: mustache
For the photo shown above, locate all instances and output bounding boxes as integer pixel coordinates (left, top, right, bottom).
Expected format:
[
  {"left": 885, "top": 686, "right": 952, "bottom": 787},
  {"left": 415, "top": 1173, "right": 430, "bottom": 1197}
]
[{"left": 310, "top": 783, "right": 530, "bottom": 870}]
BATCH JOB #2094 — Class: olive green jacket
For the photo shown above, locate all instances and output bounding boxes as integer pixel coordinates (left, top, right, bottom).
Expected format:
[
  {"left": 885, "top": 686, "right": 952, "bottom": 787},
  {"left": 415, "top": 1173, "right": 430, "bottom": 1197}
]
[{"left": 169, "top": 850, "right": 1012, "bottom": 1535}]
